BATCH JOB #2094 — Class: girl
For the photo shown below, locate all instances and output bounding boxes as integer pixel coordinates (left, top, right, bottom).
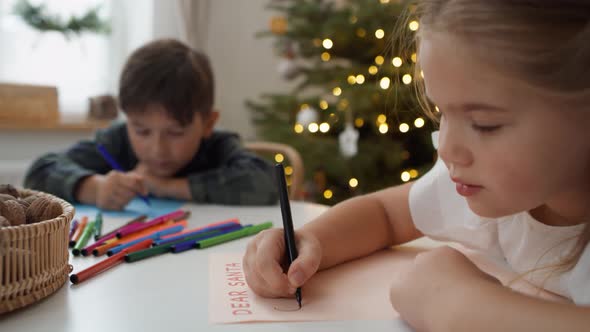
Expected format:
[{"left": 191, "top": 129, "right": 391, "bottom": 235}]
[{"left": 243, "top": 1, "right": 590, "bottom": 331}]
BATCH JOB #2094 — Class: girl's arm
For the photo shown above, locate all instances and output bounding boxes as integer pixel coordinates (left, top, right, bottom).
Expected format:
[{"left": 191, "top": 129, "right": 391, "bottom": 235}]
[
  {"left": 300, "top": 182, "right": 423, "bottom": 270},
  {"left": 441, "top": 279, "right": 590, "bottom": 332},
  {"left": 389, "top": 246, "right": 590, "bottom": 332}
]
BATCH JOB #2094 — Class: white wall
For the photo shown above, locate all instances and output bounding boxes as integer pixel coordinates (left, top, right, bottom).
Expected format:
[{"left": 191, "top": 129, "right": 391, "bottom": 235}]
[{"left": 153, "top": 0, "right": 292, "bottom": 139}]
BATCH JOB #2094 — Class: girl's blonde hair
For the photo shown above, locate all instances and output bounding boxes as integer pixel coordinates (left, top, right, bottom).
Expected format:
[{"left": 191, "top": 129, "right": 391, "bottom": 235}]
[{"left": 408, "top": 0, "right": 590, "bottom": 271}]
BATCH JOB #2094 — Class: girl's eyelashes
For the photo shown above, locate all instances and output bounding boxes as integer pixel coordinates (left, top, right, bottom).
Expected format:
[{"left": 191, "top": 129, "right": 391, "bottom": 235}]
[{"left": 471, "top": 124, "right": 502, "bottom": 133}]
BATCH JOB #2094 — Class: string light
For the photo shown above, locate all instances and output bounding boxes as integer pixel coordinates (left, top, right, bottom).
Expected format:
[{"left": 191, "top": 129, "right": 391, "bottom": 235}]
[
  {"left": 409, "top": 169, "right": 419, "bottom": 178},
  {"left": 313, "top": 38, "right": 322, "bottom": 47},
  {"left": 285, "top": 166, "right": 293, "bottom": 175},
  {"left": 409, "top": 20, "right": 420, "bottom": 31},
  {"left": 355, "top": 118, "right": 364, "bottom": 127},
  {"left": 338, "top": 99, "right": 349, "bottom": 110},
  {"left": 420, "top": 70, "right": 425, "bottom": 78},
  {"left": 349, "top": 178, "right": 359, "bottom": 188},
  {"left": 347, "top": 75, "right": 357, "bottom": 84},
  {"left": 321, "top": 52, "right": 331, "bottom": 61},
  {"left": 402, "top": 74, "right": 412, "bottom": 84},
  {"left": 308, "top": 123, "right": 319, "bottom": 133},
  {"left": 294, "top": 123, "right": 304, "bottom": 133},
  {"left": 322, "top": 38, "right": 333, "bottom": 49},
  {"left": 399, "top": 123, "right": 410, "bottom": 132},
  {"left": 414, "top": 117, "right": 425, "bottom": 128},
  {"left": 355, "top": 74, "right": 365, "bottom": 84},
  {"left": 275, "top": 153, "right": 284, "bottom": 163},
  {"left": 392, "top": 57, "right": 402, "bottom": 67},
  {"left": 319, "top": 122, "right": 330, "bottom": 132},
  {"left": 435, "top": 106, "right": 440, "bottom": 112},
  {"left": 319, "top": 100, "right": 329, "bottom": 110},
  {"left": 380, "top": 77, "right": 390, "bottom": 89},
  {"left": 379, "top": 123, "right": 389, "bottom": 133},
  {"left": 356, "top": 28, "right": 366, "bottom": 37},
  {"left": 368, "top": 65, "right": 378, "bottom": 75},
  {"left": 375, "top": 29, "right": 385, "bottom": 39},
  {"left": 401, "top": 171, "right": 411, "bottom": 182},
  {"left": 349, "top": 16, "right": 358, "bottom": 24},
  {"left": 377, "top": 114, "right": 387, "bottom": 123},
  {"left": 380, "top": 0, "right": 390, "bottom": 3},
  {"left": 375, "top": 55, "right": 384, "bottom": 65},
  {"left": 323, "top": 189, "right": 333, "bottom": 199},
  {"left": 333, "top": 87, "right": 342, "bottom": 96},
  {"left": 411, "top": 53, "right": 417, "bottom": 63}
]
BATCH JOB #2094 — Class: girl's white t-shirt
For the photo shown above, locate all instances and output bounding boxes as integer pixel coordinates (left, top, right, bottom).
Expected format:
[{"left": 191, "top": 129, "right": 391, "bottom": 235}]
[{"left": 409, "top": 159, "right": 590, "bottom": 304}]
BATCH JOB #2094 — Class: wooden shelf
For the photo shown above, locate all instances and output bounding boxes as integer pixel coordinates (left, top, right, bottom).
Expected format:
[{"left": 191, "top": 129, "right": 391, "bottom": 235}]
[{"left": 0, "top": 118, "right": 112, "bottom": 132}]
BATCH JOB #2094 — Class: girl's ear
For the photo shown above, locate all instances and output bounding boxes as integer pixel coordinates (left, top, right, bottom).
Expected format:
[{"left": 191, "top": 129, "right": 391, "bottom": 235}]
[{"left": 202, "top": 110, "right": 220, "bottom": 138}]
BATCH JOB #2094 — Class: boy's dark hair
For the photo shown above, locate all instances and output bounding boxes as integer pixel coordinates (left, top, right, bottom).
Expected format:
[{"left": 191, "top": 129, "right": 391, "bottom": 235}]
[{"left": 118, "top": 38, "right": 214, "bottom": 125}]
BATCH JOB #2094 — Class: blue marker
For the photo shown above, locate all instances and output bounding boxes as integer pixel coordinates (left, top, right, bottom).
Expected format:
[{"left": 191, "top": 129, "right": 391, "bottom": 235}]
[
  {"left": 107, "top": 225, "right": 185, "bottom": 256},
  {"left": 96, "top": 144, "right": 151, "bottom": 206}
]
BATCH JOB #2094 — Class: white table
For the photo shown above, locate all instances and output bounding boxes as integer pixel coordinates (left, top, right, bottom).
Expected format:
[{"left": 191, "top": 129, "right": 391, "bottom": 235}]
[{"left": 0, "top": 201, "right": 441, "bottom": 332}]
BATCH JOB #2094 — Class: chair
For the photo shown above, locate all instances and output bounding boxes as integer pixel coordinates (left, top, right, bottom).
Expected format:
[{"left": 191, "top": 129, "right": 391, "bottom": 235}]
[{"left": 244, "top": 141, "right": 304, "bottom": 200}]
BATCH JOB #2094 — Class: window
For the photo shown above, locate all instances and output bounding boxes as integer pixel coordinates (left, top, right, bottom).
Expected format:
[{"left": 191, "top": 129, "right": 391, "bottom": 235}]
[{"left": 0, "top": 0, "right": 111, "bottom": 117}]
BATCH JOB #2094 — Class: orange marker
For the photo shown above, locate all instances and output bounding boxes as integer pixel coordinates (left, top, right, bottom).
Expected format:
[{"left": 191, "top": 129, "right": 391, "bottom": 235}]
[
  {"left": 69, "top": 216, "right": 88, "bottom": 248},
  {"left": 92, "top": 220, "right": 187, "bottom": 256},
  {"left": 70, "top": 238, "right": 153, "bottom": 284}
]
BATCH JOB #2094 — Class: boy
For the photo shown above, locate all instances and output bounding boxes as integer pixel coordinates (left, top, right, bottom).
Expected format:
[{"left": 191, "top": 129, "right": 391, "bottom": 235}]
[{"left": 24, "top": 39, "right": 278, "bottom": 210}]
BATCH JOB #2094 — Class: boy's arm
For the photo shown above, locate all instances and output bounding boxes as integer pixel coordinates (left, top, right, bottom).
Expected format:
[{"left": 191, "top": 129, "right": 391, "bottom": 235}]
[
  {"left": 23, "top": 140, "right": 107, "bottom": 202},
  {"left": 185, "top": 136, "right": 278, "bottom": 205}
]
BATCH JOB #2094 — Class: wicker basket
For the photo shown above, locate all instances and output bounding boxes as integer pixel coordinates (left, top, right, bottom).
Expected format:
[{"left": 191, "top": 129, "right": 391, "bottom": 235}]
[{"left": 0, "top": 189, "right": 74, "bottom": 314}]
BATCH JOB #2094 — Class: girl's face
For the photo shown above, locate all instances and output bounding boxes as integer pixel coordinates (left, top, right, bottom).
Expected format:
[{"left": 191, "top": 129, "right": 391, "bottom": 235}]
[
  {"left": 126, "top": 104, "right": 219, "bottom": 177},
  {"left": 419, "top": 33, "right": 590, "bottom": 225}
]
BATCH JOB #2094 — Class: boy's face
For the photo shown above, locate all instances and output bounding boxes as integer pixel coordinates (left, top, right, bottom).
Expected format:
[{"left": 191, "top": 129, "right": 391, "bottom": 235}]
[
  {"left": 126, "top": 104, "right": 219, "bottom": 177},
  {"left": 419, "top": 33, "right": 590, "bottom": 224}
]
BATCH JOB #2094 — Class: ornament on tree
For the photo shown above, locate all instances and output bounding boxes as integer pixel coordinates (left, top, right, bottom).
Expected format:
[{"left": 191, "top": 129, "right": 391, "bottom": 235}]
[
  {"left": 277, "top": 57, "right": 299, "bottom": 80},
  {"left": 269, "top": 16, "right": 287, "bottom": 35},
  {"left": 339, "top": 122, "right": 360, "bottom": 158},
  {"left": 296, "top": 106, "right": 319, "bottom": 127}
]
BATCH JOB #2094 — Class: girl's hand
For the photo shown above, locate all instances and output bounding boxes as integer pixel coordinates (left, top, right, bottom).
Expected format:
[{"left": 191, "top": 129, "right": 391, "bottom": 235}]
[
  {"left": 389, "top": 246, "right": 501, "bottom": 331},
  {"left": 243, "top": 228, "right": 322, "bottom": 298}
]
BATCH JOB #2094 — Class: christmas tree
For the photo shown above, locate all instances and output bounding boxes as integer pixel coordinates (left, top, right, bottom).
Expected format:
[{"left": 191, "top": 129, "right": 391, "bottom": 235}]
[{"left": 247, "top": 0, "right": 436, "bottom": 204}]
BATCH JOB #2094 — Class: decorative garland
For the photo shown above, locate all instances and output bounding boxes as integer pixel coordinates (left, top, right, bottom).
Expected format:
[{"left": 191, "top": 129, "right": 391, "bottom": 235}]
[{"left": 13, "top": 0, "right": 110, "bottom": 38}]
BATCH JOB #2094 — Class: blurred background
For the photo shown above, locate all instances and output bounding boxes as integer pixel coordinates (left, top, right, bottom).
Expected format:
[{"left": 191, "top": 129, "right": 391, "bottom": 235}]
[{"left": 0, "top": 0, "right": 436, "bottom": 205}]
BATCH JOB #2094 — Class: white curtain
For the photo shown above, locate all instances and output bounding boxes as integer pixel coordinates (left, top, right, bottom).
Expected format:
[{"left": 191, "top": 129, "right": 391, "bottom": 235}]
[{"left": 174, "top": 0, "right": 211, "bottom": 51}]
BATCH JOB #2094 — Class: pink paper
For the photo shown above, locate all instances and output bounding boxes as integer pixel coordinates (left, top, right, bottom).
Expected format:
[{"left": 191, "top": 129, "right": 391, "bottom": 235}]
[{"left": 209, "top": 246, "right": 566, "bottom": 324}]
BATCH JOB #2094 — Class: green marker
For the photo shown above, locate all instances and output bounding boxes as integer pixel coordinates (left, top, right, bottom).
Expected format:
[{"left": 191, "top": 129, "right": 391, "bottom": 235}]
[
  {"left": 196, "top": 222, "right": 273, "bottom": 249},
  {"left": 124, "top": 244, "right": 172, "bottom": 263},
  {"left": 124, "top": 229, "right": 224, "bottom": 263},
  {"left": 94, "top": 212, "right": 103, "bottom": 241},
  {"left": 72, "top": 221, "right": 96, "bottom": 256}
]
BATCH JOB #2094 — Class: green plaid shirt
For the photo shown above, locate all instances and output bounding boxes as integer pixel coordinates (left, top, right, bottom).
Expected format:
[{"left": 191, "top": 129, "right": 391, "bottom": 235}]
[{"left": 24, "top": 122, "right": 278, "bottom": 205}]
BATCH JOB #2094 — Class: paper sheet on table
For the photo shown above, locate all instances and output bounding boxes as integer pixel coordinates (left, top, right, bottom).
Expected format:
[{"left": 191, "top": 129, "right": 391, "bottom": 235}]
[
  {"left": 209, "top": 247, "right": 566, "bottom": 324},
  {"left": 73, "top": 197, "right": 184, "bottom": 219}
]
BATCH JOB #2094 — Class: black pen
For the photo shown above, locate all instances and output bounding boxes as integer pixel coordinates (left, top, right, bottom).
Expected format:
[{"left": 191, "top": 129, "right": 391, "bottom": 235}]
[{"left": 275, "top": 163, "right": 302, "bottom": 308}]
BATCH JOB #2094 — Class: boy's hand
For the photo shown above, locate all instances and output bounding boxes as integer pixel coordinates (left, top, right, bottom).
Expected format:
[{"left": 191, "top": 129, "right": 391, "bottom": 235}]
[
  {"left": 77, "top": 171, "right": 148, "bottom": 210},
  {"left": 389, "top": 246, "right": 501, "bottom": 331},
  {"left": 242, "top": 228, "right": 322, "bottom": 298},
  {"left": 131, "top": 163, "right": 168, "bottom": 197}
]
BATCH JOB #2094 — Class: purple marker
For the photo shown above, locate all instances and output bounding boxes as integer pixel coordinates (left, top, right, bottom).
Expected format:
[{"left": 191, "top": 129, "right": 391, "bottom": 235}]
[
  {"left": 69, "top": 220, "right": 79, "bottom": 239},
  {"left": 171, "top": 239, "right": 197, "bottom": 253},
  {"left": 117, "top": 210, "right": 187, "bottom": 238}
]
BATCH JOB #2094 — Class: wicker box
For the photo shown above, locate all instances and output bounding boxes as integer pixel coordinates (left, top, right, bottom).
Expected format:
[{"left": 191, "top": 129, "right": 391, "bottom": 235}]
[
  {"left": 0, "top": 83, "right": 59, "bottom": 125},
  {"left": 0, "top": 189, "right": 74, "bottom": 314}
]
